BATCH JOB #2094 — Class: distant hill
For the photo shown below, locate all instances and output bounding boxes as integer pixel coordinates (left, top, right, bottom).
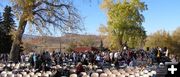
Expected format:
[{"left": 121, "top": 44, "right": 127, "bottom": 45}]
[
  {"left": 22, "top": 33, "right": 102, "bottom": 51},
  {"left": 22, "top": 34, "right": 39, "bottom": 40}
]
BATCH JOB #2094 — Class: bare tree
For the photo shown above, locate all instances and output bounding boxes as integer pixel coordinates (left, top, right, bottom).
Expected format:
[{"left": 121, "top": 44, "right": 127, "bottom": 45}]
[{"left": 9, "top": 0, "right": 83, "bottom": 62}]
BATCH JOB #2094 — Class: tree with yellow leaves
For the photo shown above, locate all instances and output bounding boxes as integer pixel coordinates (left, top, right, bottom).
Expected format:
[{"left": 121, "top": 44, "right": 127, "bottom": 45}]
[
  {"left": 171, "top": 27, "right": 180, "bottom": 56},
  {"left": 145, "top": 29, "right": 180, "bottom": 57},
  {"left": 145, "top": 30, "right": 172, "bottom": 48},
  {"left": 100, "top": 0, "right": 147, "bottom": 50}
]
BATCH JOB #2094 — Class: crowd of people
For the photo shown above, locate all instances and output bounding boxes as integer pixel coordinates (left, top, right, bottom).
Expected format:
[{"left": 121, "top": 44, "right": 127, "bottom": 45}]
[
  {"left": 26, "top": 46, "right": 176, "bottom": 68},
  {"left": 0, "top": 46, "right": 179, "bottom": 77}
]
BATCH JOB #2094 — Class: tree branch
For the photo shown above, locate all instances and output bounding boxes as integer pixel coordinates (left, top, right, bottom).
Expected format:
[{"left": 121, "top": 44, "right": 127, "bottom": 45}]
[
  {"left": 42, "top": 1, "right": 71, "bottom": 8},
  {"left": 35, "top": 12, "right": 65, "bottom": 30},
  {"left": 33, "top": 1, "right": 43, "bottom": 9},
  {"left": 33, "top": 8, "right": 47, "bottom": 15}
]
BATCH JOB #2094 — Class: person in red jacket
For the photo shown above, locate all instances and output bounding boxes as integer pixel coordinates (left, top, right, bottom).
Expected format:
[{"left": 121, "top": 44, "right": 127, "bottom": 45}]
[{"left": 76, "top": 62, "right": 85, "bottom": 75}]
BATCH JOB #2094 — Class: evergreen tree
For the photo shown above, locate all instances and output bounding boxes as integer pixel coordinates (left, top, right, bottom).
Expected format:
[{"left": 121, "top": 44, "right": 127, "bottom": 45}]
[
  {"left": 0, "top": 6, "right": 15, "bottom": 53},
  {"left": 0, "top": 13, "right": 3, "bottom": 31},
  {"left": 0, "top": 13, "right": 2, "bottom": 31},
  {"left": 0, "top": 14, "right": 4, "bottom": 53},
  {"left": 2, "top": 6, "right": 15, "bottom": 33}
]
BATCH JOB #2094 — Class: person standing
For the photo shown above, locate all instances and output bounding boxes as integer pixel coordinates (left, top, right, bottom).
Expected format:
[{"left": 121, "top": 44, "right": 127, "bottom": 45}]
[
  {"left": 72, "top": 52, "right": 76, "bottom": 63},
  {"left": 156, "top": 47, "right": 162, "bottom": 64},
  {"left": 20, "top": 53, "right": 25, "bottom": 63},
  {"left": 109, "top": 52, "right": 113, "bottom": 63},
  {"left": 164, "top": 47, "right": 169, "bottom": 57},
  {"left": 32, "top": 52, "right": 37, "bottom": 68}
]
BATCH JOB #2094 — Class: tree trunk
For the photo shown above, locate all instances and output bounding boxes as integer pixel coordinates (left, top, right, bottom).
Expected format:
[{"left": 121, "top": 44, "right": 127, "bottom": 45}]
[
  {"left": 9, "top": 14, "right": 27, "bottom": 62},
  {"left": 118, "top": 33, "right": 124, "bottom": 50},
  {"left": 118, "top": 38, "right": 123, "bottom": 50}
]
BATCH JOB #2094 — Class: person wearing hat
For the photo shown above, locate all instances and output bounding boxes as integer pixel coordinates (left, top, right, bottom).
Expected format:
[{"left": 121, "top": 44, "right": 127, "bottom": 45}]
[
  {"left": 91, "top": 73, "right": 99, "bottom": 77},
  {"left": 1, "top": 71, "right": 7, "bottom": 77},
  {"left": 70, "top": 74, "right": 78, "bottom": 77},
  {"left": 35, "top": 72, "right": 41, "bottom": 77},
  {"left": 100, "top": 73, "right": 107, "bottom": 77},
  {"left": 16, "top": 74, "right": 22, "bottom": 77}
]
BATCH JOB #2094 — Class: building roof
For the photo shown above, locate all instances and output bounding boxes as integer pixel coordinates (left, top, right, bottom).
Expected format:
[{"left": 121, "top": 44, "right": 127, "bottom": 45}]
[{"left": 73, "top": 47, "right": 98, "bottom": 52}]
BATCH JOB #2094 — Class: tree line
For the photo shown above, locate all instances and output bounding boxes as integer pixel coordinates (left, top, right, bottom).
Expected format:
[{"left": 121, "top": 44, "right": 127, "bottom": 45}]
[{"left": 145, "top": 29, "right": 180, "bottom": 57}]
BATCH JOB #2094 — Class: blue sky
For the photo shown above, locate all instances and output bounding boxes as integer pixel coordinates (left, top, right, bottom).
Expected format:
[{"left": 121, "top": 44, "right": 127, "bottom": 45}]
[{"left": 0, "top": 0, "right": 180, "bottom": 35}]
